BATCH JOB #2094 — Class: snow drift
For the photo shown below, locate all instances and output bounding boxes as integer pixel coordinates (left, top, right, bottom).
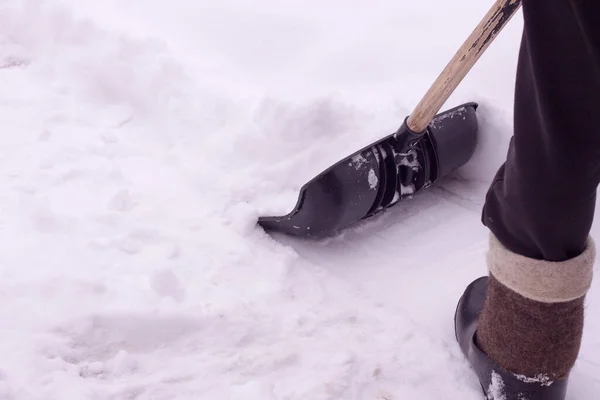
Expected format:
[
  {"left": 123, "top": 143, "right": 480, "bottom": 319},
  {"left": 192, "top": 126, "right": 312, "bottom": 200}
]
[{"left": 0, "top": 0, "right": 599, "bottom": 399}]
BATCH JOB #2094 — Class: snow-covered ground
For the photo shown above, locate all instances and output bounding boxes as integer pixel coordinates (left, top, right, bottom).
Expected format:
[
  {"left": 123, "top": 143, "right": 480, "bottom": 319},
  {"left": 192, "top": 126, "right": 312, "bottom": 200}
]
[{"left": 1, "top": 0, "right": 599, "bottom": 399}]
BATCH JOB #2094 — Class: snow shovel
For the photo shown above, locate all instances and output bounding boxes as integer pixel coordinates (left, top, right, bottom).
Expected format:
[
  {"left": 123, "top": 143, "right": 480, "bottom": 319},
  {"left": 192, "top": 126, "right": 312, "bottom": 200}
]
[{"left": 258, "top": 0, "right": 522, "bottom": 238}]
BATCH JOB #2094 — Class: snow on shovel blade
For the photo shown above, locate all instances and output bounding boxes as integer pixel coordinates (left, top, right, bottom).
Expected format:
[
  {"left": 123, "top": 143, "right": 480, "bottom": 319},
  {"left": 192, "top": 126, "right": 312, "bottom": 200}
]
[{"left": 258, "top": 102, "right": 478, "bottom": 238}]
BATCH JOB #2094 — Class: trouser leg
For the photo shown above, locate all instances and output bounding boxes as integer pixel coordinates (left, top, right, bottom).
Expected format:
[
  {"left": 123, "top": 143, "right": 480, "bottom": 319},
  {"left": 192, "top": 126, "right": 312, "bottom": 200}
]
[
  {"left": 473, "top": 0, "right": 599, "bottom": 382},
  {"left": 482, "top": 0, "right": 600, "bottom": 262}
]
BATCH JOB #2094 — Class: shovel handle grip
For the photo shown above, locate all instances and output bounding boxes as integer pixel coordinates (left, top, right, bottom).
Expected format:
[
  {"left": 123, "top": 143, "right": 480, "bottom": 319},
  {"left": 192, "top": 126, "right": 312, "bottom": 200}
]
[{"left": 407, "top": 0, "right": 522, "bottom": 133}]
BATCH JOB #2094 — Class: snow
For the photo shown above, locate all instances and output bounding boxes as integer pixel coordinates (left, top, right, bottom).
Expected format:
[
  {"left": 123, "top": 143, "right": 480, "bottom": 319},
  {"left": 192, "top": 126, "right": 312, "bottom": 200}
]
[
  {"left": 514, "top": 372, "right": 554, "bottom": 387},
  {"left": 488, "top": 371, "right": 507, "bottom": 400},
  {"left": 1, "top": 0, "right": 599, "bottom": 399},
  {"left": 368, "top": 169, "right": 378, "bottom": 190}
]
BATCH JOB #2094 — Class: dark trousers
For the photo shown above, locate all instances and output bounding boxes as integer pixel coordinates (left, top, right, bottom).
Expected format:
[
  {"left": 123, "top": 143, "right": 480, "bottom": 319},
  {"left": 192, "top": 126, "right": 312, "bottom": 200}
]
[{"left": 482, "top": 0, "right": 600, "bottom": 262}]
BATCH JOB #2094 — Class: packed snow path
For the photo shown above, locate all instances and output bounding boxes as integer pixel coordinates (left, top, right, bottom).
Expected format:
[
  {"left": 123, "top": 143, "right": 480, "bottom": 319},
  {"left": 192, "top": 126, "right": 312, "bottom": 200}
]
[{"left": 1, "top": 0, "right": 599, "bottom": 399}]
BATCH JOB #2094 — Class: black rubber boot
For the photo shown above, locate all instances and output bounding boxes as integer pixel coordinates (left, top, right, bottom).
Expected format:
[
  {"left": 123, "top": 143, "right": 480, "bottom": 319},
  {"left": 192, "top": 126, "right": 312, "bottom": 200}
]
[{"left": 454, "top": 277, "right": 570, "bottom": 399}]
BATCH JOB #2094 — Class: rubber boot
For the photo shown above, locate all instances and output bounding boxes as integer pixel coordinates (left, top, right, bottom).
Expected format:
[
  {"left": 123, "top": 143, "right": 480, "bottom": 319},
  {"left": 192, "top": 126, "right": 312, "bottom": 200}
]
[{"left": 454, "top": 277, "right": 569, "bottom": 399}]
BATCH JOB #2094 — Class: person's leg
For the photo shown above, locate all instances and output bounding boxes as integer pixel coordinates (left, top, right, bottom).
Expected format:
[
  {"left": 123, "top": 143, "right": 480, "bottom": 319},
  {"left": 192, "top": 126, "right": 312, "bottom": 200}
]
[
  {"left": 483, "top": 0, "right": 600, "bottom": 263},
  {"left": 473, "top": 0, "right": 600, "bottom": 385}
]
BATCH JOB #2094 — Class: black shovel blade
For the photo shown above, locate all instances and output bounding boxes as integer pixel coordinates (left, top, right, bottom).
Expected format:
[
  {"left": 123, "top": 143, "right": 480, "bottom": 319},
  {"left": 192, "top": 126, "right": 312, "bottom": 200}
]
[{"left": 258, "top": 102, "right": 479, "bottom": 238}]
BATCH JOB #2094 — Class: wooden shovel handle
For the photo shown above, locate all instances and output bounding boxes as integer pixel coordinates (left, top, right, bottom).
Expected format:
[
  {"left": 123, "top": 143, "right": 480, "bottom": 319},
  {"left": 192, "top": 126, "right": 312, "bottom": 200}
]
[{"left": 407, "top": 0, "right": 522, "bottom": 133}]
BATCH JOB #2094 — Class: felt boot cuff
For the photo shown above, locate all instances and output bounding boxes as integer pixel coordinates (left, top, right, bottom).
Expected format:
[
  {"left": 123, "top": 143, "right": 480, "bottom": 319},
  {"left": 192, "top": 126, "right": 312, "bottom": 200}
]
[{"left": 488, "top": 234, "right": 595, "bottom": 303}]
